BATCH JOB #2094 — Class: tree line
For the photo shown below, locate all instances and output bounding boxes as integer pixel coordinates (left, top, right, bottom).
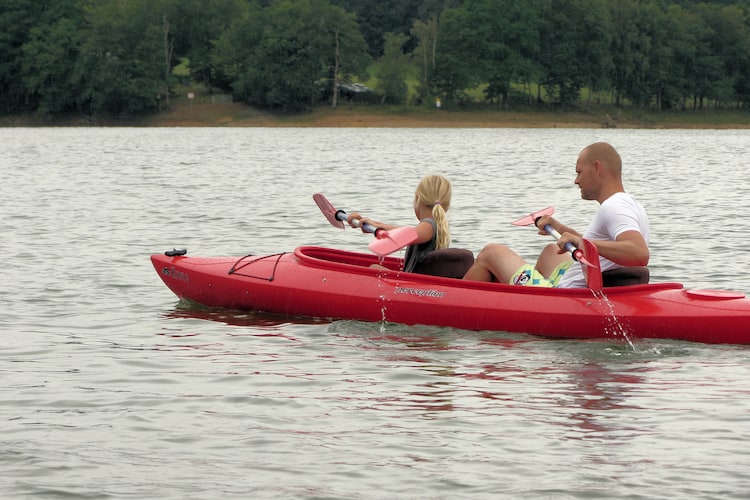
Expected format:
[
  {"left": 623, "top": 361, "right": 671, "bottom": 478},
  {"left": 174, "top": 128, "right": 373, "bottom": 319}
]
[{"left": 2, "top": 0, "right": 750, "bottom": 117}]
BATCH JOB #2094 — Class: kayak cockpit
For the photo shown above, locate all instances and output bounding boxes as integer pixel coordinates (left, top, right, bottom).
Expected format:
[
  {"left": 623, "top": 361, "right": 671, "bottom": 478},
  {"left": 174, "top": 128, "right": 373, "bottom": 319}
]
[
  {"left": 294, "top": 245, "right": 474, "bottom": 278},
  {"left": 295, "top": 246, "right": 402, "bottom": 271},
  {"left": 293, "top": 246, "right": 681, "bottom": 294}
]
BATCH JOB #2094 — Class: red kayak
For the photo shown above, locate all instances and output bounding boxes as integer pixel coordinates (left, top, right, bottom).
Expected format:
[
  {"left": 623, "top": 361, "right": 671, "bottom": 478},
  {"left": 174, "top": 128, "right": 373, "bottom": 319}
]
[{"left": 151, "top": 246, "right": 750, "bottom": 344}]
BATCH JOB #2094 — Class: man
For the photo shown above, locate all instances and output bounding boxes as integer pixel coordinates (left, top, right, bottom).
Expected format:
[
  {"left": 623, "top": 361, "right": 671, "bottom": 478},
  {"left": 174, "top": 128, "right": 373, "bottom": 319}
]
[{"left": 463, "top": 142, "right": 649, "bottom": 288}]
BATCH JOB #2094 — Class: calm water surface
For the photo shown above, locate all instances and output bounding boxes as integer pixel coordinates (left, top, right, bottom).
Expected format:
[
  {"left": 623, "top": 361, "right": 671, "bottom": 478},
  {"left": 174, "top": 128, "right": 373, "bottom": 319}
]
[{"left": 2, "top": 127, "right": 750, "bottom": 499}]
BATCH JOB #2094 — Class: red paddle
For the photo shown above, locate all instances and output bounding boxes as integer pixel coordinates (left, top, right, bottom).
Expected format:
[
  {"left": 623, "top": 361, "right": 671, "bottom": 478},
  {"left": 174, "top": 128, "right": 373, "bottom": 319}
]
[
  {"left": 313, "top": 193, "right": 419, "bottom": 257},
  {"left": 580, "top": 238, "right": 603, "bottom": 291},
  {"left": 512, "top": 206, "right": 603, "bottom": 290}
]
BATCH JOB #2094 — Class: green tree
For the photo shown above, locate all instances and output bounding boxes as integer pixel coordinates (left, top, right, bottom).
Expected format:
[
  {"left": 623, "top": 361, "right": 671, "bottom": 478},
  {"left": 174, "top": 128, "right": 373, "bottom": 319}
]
[
  {"left": 664, "top": 4, "right": 700, "bottom": 109},
  {"left": 432, "top": 0, "right": 545, "bottom": 106},
  {"left": 0, "top": 0, "right": 49, "bottom": 114},
  {"left": 324, "top": 6, "right": 371, "bottom": 107},
  {"left": 411, "top": 17, "right": 439, "bottom": 103},
  {"left": 21, "top": 17, "right": 84, "bottom": 115},
  {"left": 18, "top": 0, "right": 83, "bottom": 116},
  {"left": 215, "top": 0, "right": 368, "bottom": 111},
  {"left": 681, "top": 6, "right": 723, "bottom": 109},
  {"left": 723, "top": 7, "right": 750, "bottom": 106},
  {"left": 537, "top": 0, "right": 611, "bottom": 108},
  {"left": 330, "top": 0, "right": 422, "bottom": 57},
  {"left": 375, "top": 32, "right": 410, "bottom": 104},
  {"left": 609, "top": 0, "right": 649, "bottom": 107},
  {"left": 432, "top": 3, "right": 490, "bottom": 103},
  {"left": 260, "top": 0, "right": 329, "bottom": 110},
  {"left": 161, "top": 0, "right": 247, "bottom": 91},
  {"left": 650, "top": 3, "right": 691, "bottom": 110},
  {"left": 7, "top": 0, "right": 750, "bottom": 117},
  {"left": 693, "top": 3, "right": 748, "bottom": 108},
  {"left": 211, "top": 3, "right": 267, "bottom": 102},
  {"left": 483, "top": 0, "right": 544, "bottom": 107},
  {"left": 577, "top": 0, "right": 613, "bottom": 102},
  {"left": 75, "top": 0, "right": 166, "bottom": 116}
]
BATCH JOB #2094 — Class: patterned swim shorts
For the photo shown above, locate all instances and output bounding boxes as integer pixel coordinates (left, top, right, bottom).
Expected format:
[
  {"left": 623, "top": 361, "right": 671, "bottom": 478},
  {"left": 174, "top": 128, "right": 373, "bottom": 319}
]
[{"left": 510, "top": 261, "right": 573, "bottom": 288}]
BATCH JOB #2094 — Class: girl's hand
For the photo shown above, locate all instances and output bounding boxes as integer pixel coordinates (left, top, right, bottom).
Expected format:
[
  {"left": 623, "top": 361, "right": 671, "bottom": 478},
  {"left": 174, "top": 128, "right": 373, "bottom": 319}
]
[
  {"left": 347, "top": 212, "right": 362, "bottom": 227},
  {"left": 357, "top": 217, "right": 378, "bottom": 233}
]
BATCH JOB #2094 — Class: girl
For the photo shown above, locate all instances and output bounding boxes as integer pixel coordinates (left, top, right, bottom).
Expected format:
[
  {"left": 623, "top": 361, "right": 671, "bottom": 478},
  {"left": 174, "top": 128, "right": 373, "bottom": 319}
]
[{"left": 347, "top": 174, "right": 452, "bottom": 272}]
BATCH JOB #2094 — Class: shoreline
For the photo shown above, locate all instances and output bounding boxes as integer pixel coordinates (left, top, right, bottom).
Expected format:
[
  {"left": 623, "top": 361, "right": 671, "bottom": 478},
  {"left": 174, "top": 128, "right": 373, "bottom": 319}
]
[{"left": 3, "top": 101, "right": 750, "bottom": 129}]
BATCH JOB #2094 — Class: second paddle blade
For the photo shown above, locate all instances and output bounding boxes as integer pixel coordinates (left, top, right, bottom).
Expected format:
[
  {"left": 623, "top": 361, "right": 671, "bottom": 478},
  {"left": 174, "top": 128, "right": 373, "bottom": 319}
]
[{"left": 368, "top": 226, "right": 419, "bottom": 257}]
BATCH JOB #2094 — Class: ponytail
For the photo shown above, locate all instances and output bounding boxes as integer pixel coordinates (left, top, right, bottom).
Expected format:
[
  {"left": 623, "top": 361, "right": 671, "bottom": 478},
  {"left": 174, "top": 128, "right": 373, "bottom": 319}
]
[
  {"left": 431, "top": 203, "right": 451, "bottom": 249},
  {"left": 416, "top": 175, "right": 452, "bottom": 249}
]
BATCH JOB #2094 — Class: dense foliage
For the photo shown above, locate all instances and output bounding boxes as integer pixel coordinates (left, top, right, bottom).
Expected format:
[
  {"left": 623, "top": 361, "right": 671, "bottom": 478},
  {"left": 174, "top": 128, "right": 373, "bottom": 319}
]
[{"left": 3, "top": 0, "right": 750, "bottom": 117}]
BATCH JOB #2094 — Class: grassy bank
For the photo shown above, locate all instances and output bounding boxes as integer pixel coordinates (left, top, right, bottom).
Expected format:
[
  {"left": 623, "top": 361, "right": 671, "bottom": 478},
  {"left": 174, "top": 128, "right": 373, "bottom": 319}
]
[{"left": 4, "top": 91, "right": 750, "bottom": 128}]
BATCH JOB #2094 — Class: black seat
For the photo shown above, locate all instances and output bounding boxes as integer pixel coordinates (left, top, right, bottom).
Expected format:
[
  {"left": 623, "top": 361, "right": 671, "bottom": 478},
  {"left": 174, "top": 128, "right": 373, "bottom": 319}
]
[
  {"left": 602, "top": 266, "right": 650, "bottom": 287},
  {"left": 410, "top": 248, "right": 475, "bottom": 279}
]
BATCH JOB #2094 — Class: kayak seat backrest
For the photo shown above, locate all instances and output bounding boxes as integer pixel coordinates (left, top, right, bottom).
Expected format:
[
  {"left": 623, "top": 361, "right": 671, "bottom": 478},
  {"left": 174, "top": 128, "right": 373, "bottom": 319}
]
[
  {"left": 602, "top": 266, "right": 650, "bottom": 287},
  {"left": 411, "top": 248, "right": 475, "bottom": 279}
]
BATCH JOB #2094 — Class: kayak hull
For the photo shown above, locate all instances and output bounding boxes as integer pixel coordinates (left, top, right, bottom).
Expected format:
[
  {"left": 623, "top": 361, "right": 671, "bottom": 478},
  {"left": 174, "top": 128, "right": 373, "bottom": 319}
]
[{"left": 151, "top": 246, "right": 750, "bottom": 344}]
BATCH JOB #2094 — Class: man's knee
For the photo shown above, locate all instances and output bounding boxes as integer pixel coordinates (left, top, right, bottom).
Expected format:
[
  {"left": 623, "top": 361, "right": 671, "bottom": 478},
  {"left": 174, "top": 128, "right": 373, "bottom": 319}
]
[
  {"left": 536, "top": 243, "right": 571, "bottom": 277},
  {"left": 539, "top": 243, "right": 559, "bottom": 256},
  {"left": 477, "top": 243, "right": 509, "bottom": 261}
]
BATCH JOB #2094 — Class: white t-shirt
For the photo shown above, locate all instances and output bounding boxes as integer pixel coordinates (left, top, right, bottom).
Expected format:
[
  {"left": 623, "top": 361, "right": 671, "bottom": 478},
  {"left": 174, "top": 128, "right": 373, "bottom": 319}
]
[{"left": 558, "top": 192, "right": 649, "bottom": 288}]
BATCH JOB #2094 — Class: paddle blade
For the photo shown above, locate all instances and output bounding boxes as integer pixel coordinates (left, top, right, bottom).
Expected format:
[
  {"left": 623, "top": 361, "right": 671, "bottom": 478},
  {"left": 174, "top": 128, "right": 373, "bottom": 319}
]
[
  {"left": 580, "top": 238, "right": 603, "bottom": 291},
  {"left": 511, "top": 206, "right": 555, "bottom": 226},
  {"left": 313, "top": 193, "right": 345, "bottom": 229},
  {"left": 368, "top": 226, "right": 419, "bottom": 257}
]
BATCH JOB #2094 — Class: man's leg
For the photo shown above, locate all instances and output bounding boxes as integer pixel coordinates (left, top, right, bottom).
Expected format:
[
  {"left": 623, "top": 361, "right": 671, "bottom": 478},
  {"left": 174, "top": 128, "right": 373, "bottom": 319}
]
[
  {"left": 535, "top": 243, "right": 572, "bottom": 278},
  {"left": 463, "top": 243, "right": 527, "bottom": 283}
]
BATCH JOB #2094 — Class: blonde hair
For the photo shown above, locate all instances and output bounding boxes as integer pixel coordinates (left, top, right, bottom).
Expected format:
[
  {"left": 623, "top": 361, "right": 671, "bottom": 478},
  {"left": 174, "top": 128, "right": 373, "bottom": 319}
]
[{"left": 415, "top": 174, "right": 452, "bottom": 249}]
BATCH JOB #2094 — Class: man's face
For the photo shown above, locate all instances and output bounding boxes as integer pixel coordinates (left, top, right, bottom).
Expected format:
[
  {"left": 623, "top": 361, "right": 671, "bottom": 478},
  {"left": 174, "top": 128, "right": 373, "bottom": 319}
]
[{"left": 574, "top": 154, "right": 598, "bottom": 201}]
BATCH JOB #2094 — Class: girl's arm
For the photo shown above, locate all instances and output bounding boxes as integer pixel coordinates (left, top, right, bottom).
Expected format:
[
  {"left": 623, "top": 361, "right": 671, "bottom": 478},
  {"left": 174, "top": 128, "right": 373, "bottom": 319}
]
[
  {"left": 412, "top": 219, "right": 436, "bottom": 244},
  {"left": 348, "top": 213, "right": 433, "bottom": 244},
  {"left": 347, "top": 213, "right": 398, "bottom": 231}
]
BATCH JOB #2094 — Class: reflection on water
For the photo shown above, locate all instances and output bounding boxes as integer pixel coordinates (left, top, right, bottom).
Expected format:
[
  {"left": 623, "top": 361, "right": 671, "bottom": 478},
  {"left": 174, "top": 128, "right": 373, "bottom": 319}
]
[
  {"left": 551, "top": 361, "right": 644, "bottom": 438},
  {"left": 164, "top": 299, "right": 329, "bottom": 330}
]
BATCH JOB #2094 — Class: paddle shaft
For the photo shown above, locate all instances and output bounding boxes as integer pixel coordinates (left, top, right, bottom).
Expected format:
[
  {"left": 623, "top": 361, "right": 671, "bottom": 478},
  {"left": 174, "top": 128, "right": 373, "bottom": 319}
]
[
  {"left": 542, "top": 224, "right": 585, "bottom": 262},
  {"left": 334, "top": 209, "right": 386, "bottom": 238}
]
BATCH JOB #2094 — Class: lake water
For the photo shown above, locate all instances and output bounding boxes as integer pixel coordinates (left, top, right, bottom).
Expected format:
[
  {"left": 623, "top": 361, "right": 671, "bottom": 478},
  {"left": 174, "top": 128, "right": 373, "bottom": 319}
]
[{"left": 2, "top": 126, "right": 750, "bottom": 499}]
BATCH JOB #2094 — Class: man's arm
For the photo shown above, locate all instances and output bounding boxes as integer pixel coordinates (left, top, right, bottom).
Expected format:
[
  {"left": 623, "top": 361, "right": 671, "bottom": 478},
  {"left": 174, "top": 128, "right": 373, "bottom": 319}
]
[{"left": 559, "top": 230, "right": 649, "bottom": 266}]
